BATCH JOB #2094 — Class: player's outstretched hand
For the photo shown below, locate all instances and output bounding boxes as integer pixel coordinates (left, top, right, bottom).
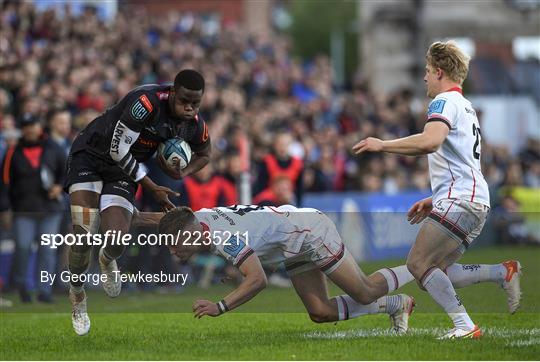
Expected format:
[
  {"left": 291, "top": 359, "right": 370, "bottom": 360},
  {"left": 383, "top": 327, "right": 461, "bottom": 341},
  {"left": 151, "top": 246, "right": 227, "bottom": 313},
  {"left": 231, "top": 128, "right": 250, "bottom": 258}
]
[
  {"left": 193, "top": 299, "right": 220, "bottom": 318},
  {"left": 352, "top": 137, "right": 384, "bottom": 154},
  {"left": 151, "top": 185, "right": 180, "bottom": 212},
  {"left": 407, "top": 197, "right": 433, "bottom": 224},
  {"left": 158, "top": 154, "right": 185, "bottom": 180}
]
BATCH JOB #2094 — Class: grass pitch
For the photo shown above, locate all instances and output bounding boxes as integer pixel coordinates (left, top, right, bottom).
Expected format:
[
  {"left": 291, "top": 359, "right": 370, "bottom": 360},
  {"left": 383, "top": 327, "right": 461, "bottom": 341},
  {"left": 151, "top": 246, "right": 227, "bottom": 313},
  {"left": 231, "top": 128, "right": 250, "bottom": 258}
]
[{"left": 1, "top": 245, "right": 539, "bottom": 360}]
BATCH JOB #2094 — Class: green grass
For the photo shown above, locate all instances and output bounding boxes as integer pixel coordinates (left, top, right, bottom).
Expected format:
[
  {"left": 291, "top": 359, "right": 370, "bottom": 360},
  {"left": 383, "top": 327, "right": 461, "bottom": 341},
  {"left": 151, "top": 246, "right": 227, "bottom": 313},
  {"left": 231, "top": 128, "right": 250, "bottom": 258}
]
[{"left": 1, "top": 246, "right": 539, "bottom": 360}]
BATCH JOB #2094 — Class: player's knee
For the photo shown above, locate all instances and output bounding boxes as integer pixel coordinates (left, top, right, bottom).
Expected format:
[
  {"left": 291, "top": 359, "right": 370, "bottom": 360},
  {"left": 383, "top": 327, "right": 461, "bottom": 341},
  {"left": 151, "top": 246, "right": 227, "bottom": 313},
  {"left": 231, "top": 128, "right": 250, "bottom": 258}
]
[
  {"left": 406, "top": 258, "right": 425, "bottom": 280},
  {"left": 71, "top": 205, "right": 100, "bottom": 234},
  {"left": 103, "top": 243, "right": 126, "bottom": 260},
  {"left": 308, "top": 309, "right": 333, "bottom": 323}
]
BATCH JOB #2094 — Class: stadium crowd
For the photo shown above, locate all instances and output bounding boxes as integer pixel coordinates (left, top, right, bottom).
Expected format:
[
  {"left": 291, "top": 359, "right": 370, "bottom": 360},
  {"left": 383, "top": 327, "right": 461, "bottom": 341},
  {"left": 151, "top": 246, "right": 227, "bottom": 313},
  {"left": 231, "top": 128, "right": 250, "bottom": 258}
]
[{"left": 0, "top": 2, "right": 538, "bottom": 301}]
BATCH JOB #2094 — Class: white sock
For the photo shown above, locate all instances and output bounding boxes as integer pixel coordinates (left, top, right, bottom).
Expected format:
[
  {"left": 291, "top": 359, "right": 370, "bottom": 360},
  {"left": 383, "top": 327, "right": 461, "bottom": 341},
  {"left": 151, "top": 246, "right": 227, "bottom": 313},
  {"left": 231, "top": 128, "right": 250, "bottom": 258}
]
[
  {"left": 377, "top": 265, "right": 415, "bottom": 293},
  {"left": 445, "top": 263, "right": 506, "bottom": 288},
  {"left": 335, "top": 295, "right": 384, "bottom": 320},
  {"left": 422, "top": 267, "right": 475, "bottom": 330},
  {"left": 100, "top": 248, "right": 114, "bottom": 264}
]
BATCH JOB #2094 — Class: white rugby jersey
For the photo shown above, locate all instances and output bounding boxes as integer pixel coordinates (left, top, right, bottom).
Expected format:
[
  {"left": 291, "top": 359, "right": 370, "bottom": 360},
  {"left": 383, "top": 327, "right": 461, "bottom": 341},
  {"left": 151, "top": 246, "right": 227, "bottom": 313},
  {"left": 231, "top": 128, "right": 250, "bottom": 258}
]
[
  {"left": 194, "top": 205, "right": 322, "bottom": 267},
  {"left": 426, "top": 88, "right": 490, "bottom": 206}
]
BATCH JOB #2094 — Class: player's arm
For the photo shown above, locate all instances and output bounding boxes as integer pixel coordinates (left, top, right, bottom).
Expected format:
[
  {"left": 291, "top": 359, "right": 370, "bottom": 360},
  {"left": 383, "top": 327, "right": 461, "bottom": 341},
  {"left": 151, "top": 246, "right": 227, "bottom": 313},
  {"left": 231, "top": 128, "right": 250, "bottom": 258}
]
[
  {"left": 182, "top": 140, "right": 211, "bottom": 177},
  {"left": 352, "top": 122, "right": 449, "bottom": 156},
  {"left": 193, "top": 253, "right": 267, "bottom": 318},
  {"left": 131, "top": 211, "right": 165, "bottom": 228},
  {"left": 112, "top": 93, "right": 178, "bottom": 210},
  {"left": 179, "top": 117, "right": 211, "bottom": 178}
]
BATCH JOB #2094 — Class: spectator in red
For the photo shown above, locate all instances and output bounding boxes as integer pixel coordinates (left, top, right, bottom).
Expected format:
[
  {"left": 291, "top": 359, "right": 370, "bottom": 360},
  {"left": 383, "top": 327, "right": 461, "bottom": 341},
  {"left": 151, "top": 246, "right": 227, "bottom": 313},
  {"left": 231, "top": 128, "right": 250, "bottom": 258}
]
[
  {"left": 253, "top": 132, "right": 304, "bottom": 205},
  {"left": 179, "top": 163, "right": 237, "bottom": 211},
  {"left": 0, "top": 114, "right": 66, "bottom": 303},
  {"left": 253, "top": 175, "right": 294, "bottom": 206}
]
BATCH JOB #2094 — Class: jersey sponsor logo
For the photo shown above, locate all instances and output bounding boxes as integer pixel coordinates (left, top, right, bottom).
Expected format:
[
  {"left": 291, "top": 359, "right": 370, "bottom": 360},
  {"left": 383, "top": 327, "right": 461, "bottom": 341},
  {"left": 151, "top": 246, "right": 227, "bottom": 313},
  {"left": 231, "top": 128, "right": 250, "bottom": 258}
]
[
  {"left": 111, "top": 122, "right": 126, "bottom": 155},
  {"left": 156, "top": 91, "right": 169, "bottom": 100},
  {"left": 428, "top": 99, "right": 446, "bottom": 116},
  {"left": 223, "top": 237, "right": 246, "bottom": 258},
  {"left": 465, "top": 107, "right": 476, "bottom": 116},
  {"left": 136, "top": 137, "right": 158, "bottom": 148},
  {"left": 125, "top": 136, "right": 133, "bottom": 145}
]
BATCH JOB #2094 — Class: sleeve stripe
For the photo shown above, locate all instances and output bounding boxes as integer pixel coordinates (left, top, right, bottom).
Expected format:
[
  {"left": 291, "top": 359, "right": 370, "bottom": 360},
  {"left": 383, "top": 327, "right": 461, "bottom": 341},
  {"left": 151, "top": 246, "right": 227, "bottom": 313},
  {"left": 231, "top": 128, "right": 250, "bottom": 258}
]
[
  {"left": 125, "top": 157, "right": 136, "bottom": 174},
  {"left": 120, "top": 153, "right": 132, "bottom": 168},
  {"left": 235, "top": 248, "right": 254, "bottom": 267},
  {"left": 128, "top": 162, "right": 138, "bottom": 178},
  {"left": 427, "top": 117, "right": 452, "bottom": 130}
]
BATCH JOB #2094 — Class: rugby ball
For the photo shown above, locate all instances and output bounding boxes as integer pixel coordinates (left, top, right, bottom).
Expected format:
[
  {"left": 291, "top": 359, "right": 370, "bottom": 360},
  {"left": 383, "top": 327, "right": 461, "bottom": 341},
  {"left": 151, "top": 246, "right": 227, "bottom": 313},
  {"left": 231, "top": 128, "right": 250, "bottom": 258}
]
[{"left": 157, "top": 138, "right": 192, "bottom": 170}]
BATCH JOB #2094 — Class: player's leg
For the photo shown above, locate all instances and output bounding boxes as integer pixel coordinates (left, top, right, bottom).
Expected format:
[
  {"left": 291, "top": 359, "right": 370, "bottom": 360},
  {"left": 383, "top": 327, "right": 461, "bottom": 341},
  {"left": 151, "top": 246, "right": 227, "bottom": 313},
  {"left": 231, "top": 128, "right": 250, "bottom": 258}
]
[
  {"left": 288, "top": 265, "right": 398, "bottom": 326},
  {"left": 64, "top": 152, "right": 104, "bottom": 335},
  {"left": 97, "top": 179, "right": 137, "bottom": 297},
  {"left": 68, "top": 187, "right": 101, "bottom": 336},
  {"left": 324, "top": 252, "right": 415, "bottom": 333},
  {"left": 406, "top": 199, "right": 486, "bottom": 338},
  {"left": 438, "top": 240, "right": 522, "bottom": 314},
  {"left": 311, "top": 212, "right": 414, "bottom": 302},
  {"left": 288, "top": 267, "right": 338, "bottom": 323}
]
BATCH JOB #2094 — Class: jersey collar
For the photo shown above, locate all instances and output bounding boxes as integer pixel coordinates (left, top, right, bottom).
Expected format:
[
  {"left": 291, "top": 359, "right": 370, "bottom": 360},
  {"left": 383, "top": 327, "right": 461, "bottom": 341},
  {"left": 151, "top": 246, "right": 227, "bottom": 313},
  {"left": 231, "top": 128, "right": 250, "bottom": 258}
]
[{"left": 446, "top": 86, "right": 463, "bottom": 94}]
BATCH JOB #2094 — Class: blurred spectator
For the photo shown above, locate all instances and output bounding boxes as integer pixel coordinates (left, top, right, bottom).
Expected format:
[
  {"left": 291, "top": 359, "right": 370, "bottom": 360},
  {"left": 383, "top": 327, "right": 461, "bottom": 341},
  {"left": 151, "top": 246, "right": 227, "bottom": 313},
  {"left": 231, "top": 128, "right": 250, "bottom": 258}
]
[
  {"left": 491, "top": 195, "right": 539, "bottom": 245},
  {"left": 0, "top": 114, "right": 66, "bottom": 303},
  {"left": 253, "top": 175, "right": 294, "bottom": 206},
  {"left": 46, "top": 109, "right": 72, "bottom": 157},
  {"left": 179, "top": 163, "right": 237, "bottom": 211},
  {"left": 253, "top": 132, "right": 304, "bottom": 205}
]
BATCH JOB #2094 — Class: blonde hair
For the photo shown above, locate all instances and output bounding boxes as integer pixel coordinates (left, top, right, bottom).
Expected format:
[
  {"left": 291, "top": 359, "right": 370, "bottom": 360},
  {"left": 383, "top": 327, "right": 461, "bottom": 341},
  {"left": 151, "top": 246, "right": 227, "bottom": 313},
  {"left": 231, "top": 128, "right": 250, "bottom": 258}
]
[{"left": 426, "top": 41, "right": 470, "bottom": 85}]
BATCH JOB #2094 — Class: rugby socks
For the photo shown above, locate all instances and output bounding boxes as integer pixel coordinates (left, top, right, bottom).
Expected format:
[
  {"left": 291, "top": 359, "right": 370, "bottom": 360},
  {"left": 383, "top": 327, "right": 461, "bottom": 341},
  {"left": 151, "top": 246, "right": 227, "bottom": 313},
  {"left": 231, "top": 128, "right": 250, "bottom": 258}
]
[
  {"left": 100, "top": 248, "right": 115, "bottom": 264},
  {"left": 445, "top": 263, "right": 506, "bottom": 288},
  {"left": 335, "top": 295, "right": 399, "bottom": 320},
  {"left": 422, "top": 267, "right": 475, "bottom": 330},
  {"left": 377, "top": 265, "right": 415, "bottom": 293}
]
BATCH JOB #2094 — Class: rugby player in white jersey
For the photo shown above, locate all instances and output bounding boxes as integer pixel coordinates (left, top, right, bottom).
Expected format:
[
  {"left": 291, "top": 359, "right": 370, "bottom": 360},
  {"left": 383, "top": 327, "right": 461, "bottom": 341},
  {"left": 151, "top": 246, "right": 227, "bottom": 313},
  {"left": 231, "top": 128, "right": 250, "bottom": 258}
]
[
  {"left": 352, "top": 41, "right": 522, "bottom": 339},
  {"left": 134, "top": 204, "right": 416, "bottom": 333}
]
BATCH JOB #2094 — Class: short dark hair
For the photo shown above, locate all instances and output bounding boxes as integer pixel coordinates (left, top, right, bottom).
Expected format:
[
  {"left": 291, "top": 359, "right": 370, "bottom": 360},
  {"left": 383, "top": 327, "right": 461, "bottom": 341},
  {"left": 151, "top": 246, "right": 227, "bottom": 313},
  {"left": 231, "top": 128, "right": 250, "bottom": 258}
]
[
  {"left": 174, "top": 69, "right": 205, "bottom": 92},
  {"left": 158, "top": 206, "right": 196, "bottom": 236}
]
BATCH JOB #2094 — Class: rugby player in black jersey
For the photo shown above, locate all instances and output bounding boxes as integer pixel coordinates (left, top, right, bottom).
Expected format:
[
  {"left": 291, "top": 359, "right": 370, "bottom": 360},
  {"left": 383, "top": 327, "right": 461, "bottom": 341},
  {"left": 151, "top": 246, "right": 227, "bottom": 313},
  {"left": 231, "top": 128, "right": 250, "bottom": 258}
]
[{"left": 64, "top": 70, "right": 211, "bottom": 335}]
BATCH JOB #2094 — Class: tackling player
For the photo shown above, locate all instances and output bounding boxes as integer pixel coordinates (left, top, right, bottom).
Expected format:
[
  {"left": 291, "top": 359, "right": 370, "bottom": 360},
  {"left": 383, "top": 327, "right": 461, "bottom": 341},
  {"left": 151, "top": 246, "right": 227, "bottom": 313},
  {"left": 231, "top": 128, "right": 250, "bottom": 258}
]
[
  {"left": 134, "top": 205, "right": 417, "bottom": 333},
  {"left": 352, "top": 41, "right": 522, "bottom": 339},
  {"left": 64, "top": 69, "right": 211, "bottom": 335}
]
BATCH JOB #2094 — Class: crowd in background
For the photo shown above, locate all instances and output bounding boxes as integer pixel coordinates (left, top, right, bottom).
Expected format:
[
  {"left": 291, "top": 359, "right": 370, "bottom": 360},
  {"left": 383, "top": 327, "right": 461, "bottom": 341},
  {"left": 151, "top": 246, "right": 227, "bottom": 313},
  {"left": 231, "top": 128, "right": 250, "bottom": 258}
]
[{"left": 0, "top": 2, "right": 538, "bottom": 301}]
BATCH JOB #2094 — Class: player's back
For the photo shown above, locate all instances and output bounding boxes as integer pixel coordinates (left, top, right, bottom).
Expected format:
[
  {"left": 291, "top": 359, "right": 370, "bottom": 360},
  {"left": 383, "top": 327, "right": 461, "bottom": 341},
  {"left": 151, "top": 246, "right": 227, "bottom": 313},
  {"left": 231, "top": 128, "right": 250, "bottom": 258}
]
[
  {"left": 426, "top": 89, "right": 489, "bottom": 206},
  {"left": 196, "top": 205, "right": 320, "bottom": 266}
]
